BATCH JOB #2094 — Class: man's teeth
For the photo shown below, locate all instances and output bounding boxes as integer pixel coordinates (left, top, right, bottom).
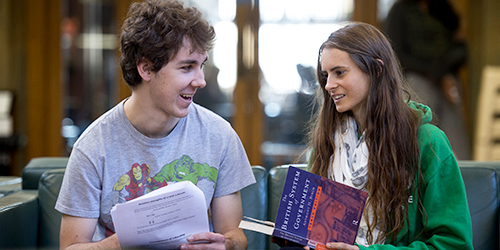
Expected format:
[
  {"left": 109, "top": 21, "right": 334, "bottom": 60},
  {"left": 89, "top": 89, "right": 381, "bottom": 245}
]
[{"left": 180, "top": 94, "right": 192, "bottom": 99}]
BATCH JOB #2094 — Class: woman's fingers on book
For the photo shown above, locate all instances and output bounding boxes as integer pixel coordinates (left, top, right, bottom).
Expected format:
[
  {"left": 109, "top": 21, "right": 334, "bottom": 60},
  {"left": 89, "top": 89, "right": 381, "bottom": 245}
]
[{"left": 326, "top": 242, "right": 359, "bottom": 250}]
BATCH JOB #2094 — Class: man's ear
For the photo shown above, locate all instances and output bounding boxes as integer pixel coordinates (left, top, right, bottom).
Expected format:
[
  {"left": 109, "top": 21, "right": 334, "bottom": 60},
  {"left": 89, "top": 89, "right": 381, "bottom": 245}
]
[{"left": 137, "top": 58, "right": 152, "bottom": 81}]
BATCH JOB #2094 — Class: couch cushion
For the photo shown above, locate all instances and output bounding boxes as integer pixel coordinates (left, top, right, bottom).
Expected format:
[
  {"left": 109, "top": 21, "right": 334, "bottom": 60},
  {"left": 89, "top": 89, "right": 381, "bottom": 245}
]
[
  {"left": 0, "top": 190, "right": 39, "bottom": 248},
  {"left": 460, "top": 166, "right": 498, "bottom": 250},
  {"left": 241, "top": 165, "right": 268, "bottom": 250},
  {"left": 22, "top": 157, "right": 68, "bottom": 189},
  {"left": 38, "top": 168, "right": 65, "bottom": 248},
  {"left": 459, "top": 161, "right": 500, "bottom": 250}
]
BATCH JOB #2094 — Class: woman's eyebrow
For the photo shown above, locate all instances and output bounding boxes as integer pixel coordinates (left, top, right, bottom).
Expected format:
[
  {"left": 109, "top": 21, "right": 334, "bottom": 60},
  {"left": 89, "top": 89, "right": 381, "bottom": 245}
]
[{"left": 326, "top": 66, "right": 345, "bottom": 72}]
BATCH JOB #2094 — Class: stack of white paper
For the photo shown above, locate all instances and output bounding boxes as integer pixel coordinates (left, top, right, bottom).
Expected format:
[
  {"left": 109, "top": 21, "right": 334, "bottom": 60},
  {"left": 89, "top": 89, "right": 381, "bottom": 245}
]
[{"left": 111, "top": 181, "right": 209, "bottom": 249}]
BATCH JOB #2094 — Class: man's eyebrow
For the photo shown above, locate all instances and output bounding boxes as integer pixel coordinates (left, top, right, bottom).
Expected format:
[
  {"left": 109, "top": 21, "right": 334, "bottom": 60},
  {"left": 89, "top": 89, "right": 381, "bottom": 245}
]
[{"left": 178, "top": 57, "right": 208, "bottom": 65}]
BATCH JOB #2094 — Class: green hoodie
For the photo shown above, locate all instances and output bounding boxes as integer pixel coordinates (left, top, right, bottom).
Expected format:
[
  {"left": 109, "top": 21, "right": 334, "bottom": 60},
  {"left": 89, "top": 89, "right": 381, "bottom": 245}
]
[{"left": 358, "top": 102, "right": 473, "bottom": 249}]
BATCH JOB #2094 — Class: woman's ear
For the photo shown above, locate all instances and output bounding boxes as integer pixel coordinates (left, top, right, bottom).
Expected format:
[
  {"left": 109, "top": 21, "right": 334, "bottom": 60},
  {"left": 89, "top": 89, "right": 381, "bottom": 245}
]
[
  {"left": 137, "top": 58, "right": 152, "bottom": 81},
  {"left": 376, "top": 59, "right": 384, "bottom": 76}
]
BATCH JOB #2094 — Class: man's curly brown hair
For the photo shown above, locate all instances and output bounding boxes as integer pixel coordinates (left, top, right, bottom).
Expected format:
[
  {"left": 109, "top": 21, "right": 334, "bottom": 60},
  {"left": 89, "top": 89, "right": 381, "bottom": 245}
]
[{"left": 119, "top": 0, "right": 215, "bottom": 87}]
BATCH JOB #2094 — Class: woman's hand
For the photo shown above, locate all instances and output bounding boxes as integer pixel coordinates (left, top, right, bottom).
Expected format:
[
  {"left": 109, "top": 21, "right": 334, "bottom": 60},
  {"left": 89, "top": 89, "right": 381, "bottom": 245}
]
[
  {"left": 180, "top": 232, "right": 226, "bottom": 250},
  {"left": 326, "top": 242, "right": 360, "bottom": 250}
]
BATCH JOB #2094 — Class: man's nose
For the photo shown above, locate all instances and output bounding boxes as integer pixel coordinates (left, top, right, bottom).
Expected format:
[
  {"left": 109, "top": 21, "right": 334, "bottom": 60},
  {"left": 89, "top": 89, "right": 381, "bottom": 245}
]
[{"left": 193, "top": 69, "right": 206, "bottom": 88}]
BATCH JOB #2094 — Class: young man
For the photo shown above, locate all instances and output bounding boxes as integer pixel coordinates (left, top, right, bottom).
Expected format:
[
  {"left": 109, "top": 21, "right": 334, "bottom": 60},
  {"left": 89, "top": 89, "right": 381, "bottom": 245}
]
[{"left": 55, "top": 1, "right": 256, "bottom": 249}]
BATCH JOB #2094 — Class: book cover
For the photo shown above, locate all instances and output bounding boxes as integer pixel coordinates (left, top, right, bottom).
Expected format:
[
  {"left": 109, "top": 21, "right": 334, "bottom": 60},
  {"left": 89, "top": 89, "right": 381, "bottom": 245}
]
[{"left": 272, "top": 166, "right": 367, "bottom": 249}]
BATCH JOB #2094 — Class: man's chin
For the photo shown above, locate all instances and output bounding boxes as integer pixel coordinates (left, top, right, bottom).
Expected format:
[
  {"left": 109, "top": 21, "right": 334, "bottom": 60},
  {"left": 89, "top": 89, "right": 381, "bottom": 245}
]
[{"left": 174, "top": 108, "right": 190, "bottom": 119}]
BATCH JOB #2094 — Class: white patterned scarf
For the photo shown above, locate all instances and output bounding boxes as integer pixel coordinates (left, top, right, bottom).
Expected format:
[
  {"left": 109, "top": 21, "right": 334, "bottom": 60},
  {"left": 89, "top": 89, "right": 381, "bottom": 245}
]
[{"left": 329, "top": 117, "right": 384, "bottom": 246}]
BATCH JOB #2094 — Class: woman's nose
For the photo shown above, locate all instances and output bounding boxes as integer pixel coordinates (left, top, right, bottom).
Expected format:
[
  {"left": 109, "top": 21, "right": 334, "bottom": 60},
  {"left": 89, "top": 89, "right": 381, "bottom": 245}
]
[{"left": 324, "top": 76, "right": 338, "bottom": 92}]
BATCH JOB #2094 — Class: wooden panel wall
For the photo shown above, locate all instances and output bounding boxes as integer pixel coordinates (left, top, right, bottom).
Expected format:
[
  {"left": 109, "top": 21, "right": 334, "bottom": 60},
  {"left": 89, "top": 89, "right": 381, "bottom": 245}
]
[
  {"left": 24, "top": 0, "right": 62, "bottom": 169},
  {"left": 353, "top": 0, "right": 378, "bottom": 26},
  {"left": 234, "top": 0, "right": 264, "bottom": 166},
  {"left": 0, "top": 1, "right": 26, "bottom": 175}
]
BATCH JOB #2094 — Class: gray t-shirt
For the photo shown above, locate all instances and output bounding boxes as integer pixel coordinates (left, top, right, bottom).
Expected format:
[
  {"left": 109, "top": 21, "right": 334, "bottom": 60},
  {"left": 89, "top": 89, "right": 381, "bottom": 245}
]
[{"left": 55, "top": 99, "right": 256, "bottom": 241}]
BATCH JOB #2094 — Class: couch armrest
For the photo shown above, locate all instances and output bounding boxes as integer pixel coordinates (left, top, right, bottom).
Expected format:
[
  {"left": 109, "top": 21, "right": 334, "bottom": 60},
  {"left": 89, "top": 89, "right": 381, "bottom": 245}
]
[
  {"left": 38, "top": 168, "right": 66, "bottom": 248},
  {"left": 0, "top": 190, "right": 38, "bottom": 248},
  {"left": 241, "top": 165, "right": 268, "bottom": 250},
  {"left": 22, "top": 157, "right": 68, "bottom": 190}
]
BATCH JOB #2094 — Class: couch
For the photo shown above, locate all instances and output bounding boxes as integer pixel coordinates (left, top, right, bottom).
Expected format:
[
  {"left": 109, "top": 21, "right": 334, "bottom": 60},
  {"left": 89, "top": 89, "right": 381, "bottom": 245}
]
[
  {"left": 0, "top": 157, "right": 67, "bottom": 249},
  {"left": 0, "top": 157, "right": 498, "bottom": 250}
]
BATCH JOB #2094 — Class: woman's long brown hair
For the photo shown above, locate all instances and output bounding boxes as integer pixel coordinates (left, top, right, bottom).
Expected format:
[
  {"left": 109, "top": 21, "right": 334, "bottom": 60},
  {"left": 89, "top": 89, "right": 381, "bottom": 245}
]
[{"left": 306, "top": 22, "right": 423, "bottom": 244}]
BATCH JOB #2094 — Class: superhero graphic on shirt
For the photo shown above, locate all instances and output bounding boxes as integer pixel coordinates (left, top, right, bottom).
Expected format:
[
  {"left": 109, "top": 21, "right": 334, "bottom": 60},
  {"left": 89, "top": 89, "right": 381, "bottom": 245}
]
[
  {"left": 113, "top": 163, "right": 168, "bottom": 201},
  {"left": 153, "top": 155, "right": 218, "bottom": 186},
  {"left": 101, "top": 155, "right": 218, "bottom": 235}
]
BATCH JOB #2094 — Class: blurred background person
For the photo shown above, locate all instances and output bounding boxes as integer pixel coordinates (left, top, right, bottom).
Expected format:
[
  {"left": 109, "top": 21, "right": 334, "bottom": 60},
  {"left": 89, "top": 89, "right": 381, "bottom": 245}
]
[{"left": 384, "top": 0, "right": 471, "bottom": 160}]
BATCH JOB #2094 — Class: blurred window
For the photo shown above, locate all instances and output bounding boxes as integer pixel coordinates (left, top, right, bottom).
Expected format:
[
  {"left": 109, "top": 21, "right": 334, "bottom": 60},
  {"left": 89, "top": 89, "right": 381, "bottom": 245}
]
[
  {"left": 188, "top": 0, "right": 238, "bottom": 121},
  {"left": 258, "top": 0, "right": 353, "bottom": 167},
  {"left": 61, "top": 0, "right": 118, "bottom": 154},
  {"left": 378, "top": 0, "right": 397, "bottom": 22}
]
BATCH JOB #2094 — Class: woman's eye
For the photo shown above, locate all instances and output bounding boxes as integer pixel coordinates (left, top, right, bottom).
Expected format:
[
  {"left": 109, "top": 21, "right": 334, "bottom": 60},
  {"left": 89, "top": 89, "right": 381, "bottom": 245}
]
[{"left": 335, "top": 70, "right": 345, "bottom": 76}]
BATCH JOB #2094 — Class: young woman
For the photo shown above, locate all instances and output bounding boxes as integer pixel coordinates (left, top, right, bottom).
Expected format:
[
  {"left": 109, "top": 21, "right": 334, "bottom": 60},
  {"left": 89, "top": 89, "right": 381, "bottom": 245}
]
[{"left": 305, "top": 22, "right": 472, "bottom": 249}]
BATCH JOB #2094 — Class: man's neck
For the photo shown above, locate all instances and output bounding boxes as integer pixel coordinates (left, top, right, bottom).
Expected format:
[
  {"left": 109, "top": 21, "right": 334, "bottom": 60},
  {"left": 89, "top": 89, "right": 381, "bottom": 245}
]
[{"left": 123, "top": 95, "right": 180, "bottom": 138}]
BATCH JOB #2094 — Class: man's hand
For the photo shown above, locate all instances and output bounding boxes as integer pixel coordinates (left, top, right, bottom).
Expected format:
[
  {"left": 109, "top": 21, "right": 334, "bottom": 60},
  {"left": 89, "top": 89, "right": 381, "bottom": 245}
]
[
  {"left": 180, "top": 232, "right": 226, "bottom": 250},
  {"left": 211, "top": 191, "right": 247, "bottom": 250}
]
